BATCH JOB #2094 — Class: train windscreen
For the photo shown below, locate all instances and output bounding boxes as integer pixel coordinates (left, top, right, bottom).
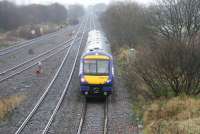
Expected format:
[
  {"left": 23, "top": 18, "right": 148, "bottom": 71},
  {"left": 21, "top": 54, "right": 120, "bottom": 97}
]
[{"left": 83, "top": 60, "right": 109, "bottom": 75}]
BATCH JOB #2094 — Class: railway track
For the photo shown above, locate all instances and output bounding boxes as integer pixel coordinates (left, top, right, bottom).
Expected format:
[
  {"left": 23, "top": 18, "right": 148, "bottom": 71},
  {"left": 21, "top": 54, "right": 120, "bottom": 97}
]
[
  {"left": 76, "top": 14, "right": 109, "bottom": 134},
  {"left": 0, "top": 23, "right": 82, "bottom": 82},
  {"left": 0, "top": 38, "right": 75, "bottom": 83},
  {"left": 0, "top": 28, "right": 69, "bottom": 56},
  {"left": 89, "top": 15, "right": 92, "bottom": 31},
  {"left": 92, "top": 13, "right": 96, "bottom": 29},
  {"left": 14, "top": 17, "right": 88, "bottom": 134},
  {"left": 77, "top": 98, "right": 109, "bottom": 134}
]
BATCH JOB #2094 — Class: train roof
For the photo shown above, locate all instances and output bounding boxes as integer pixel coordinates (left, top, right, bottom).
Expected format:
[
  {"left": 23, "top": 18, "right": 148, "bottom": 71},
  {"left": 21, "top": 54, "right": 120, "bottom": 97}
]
[{"left": 83, "top": 30, "right": 111, "bottom": 55}]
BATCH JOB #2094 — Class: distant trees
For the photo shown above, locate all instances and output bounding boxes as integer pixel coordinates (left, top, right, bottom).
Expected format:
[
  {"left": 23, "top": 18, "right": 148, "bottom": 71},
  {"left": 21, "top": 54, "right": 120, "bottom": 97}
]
[
  {"left": 93, "top": 3, "right": 107, "bottom": 14},
  {"left": 47, "top": 3, "right": 67, "bottom": 23},
  {"left": 68, "top": 4, "right": 85, "bottom": 20},
  {"left": 0, "top": 1, "right": 20, "bottom": 30},
  {"left": 0, "top": 1, "right": 67, "bottom": 30},
  {"left": 100, "top": 2, "right": 149, "bottom": 50}
]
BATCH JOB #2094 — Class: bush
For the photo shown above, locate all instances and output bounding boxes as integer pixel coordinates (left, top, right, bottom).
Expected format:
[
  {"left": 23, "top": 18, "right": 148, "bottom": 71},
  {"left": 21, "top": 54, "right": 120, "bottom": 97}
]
[{"left": 135, "top": 41, "right": 200, "bottom": 97}]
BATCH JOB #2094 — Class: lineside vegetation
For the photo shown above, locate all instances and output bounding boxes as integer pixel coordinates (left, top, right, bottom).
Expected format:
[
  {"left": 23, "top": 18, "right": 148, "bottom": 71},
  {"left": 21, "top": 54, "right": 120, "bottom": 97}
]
[{"left": 100, "top": 0, "right": 200, "bottom": 133}]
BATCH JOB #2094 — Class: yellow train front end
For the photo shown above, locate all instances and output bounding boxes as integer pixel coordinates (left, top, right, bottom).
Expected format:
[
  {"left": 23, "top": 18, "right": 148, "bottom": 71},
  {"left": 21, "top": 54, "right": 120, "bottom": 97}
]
[{"left": 79, "top": 52, "right": 113, "bottom": 97}]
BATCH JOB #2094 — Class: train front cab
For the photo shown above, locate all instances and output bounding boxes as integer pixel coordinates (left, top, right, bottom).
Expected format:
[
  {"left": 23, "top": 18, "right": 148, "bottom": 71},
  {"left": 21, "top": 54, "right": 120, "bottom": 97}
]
[{"left": 80, "top": 53, "right": 113, "bottom": 97}]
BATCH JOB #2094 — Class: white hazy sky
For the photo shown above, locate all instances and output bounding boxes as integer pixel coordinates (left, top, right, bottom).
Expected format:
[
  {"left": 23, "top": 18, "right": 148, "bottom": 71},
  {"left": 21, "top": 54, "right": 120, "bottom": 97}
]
[{"left": 8, "top": 0, "right": 155, "bottom": 7}]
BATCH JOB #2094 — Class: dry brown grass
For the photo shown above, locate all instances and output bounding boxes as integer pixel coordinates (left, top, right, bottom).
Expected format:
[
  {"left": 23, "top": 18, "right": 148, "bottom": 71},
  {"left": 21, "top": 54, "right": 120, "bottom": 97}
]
[
  {"left": 143, "top": 96, "right": 200, "bottom": 134},
  {"left": 0, "top": 94, "right": 26, "bottom": 120}
]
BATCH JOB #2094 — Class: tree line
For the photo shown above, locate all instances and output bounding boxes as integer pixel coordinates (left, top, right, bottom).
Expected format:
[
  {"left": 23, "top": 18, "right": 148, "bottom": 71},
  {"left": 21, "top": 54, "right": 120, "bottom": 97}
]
[
  {"left": 0, "top": 1, "right": 67, "bottom": 30},
  {"left": 101, "top": 0, "right": 200, "bottom": 98}
]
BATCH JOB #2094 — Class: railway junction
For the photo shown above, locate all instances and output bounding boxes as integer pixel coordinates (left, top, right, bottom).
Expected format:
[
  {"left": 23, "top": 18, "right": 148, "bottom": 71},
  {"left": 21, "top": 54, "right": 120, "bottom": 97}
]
[{"left": 0, "top": 14, "right": 137, "bottom": 134}]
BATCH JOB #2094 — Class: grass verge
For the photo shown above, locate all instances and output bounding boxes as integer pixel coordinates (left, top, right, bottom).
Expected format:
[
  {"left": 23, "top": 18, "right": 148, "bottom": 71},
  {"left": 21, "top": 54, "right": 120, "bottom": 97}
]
[
  {"left": 0, "top": 94, "right": 26, "bottom": 121},
  {"left": 143, "top": 95, "right": 200, "bottom": 134}
]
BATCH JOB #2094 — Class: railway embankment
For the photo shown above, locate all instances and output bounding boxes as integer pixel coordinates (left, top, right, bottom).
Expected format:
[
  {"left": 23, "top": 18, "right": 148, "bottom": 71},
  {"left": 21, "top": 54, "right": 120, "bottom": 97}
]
[{"left": 115, "top": 48, "right": 200, "bottom": 133}]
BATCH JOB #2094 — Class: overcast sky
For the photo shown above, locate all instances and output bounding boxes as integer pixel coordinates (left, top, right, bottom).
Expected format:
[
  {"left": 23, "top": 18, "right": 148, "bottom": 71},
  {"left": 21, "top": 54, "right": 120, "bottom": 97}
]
[{"left": 8, "top": 0, "right": 155, "bottom": 7}]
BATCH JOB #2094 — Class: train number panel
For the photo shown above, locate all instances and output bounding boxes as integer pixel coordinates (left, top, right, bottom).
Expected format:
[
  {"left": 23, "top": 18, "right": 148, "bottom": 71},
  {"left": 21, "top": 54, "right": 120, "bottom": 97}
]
[{"left": 79, "top": 30, "right": 114, "bottom": 97}]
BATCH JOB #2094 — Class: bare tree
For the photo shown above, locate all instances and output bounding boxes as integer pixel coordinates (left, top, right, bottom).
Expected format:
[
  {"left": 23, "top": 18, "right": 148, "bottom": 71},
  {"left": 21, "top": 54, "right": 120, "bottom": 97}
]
[
  {"left": 150, "top": 0, "right": 200, "bottom": 44},
  {"left": 136, "top": 0, "right": 200, "bottom": 97}
]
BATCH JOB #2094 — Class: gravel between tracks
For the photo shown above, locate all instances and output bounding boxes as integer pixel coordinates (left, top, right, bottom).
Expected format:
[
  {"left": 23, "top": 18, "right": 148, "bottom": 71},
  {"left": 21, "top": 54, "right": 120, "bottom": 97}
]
[
  {"left": 44, "top": 31, "right": 88, "bottom": 134},
  {"left": 81, "top": 102, "right": 105, "bottom": 134},
  {"left": 0, "top": 45, "right": 68, "bottom": 133},
  {"left": 21, "top": 33, "right": 83, "bottom": 134}
]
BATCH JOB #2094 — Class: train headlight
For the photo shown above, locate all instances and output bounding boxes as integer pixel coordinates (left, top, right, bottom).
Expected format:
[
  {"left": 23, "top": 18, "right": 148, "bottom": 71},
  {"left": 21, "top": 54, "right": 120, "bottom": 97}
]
[
  {"left": 81, "top": 77, "right": 86, "bottom": 83},
  {"left": 106, "top": 79, "right": 111, "bottom": 83}
]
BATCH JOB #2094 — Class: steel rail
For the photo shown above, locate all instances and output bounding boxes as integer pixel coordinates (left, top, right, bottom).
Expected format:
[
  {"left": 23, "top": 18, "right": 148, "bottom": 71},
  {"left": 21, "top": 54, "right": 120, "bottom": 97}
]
[
  {"left": 104, "top": 98, "right": 109, "bottom": 134},
  {"left": 14, "top": 19, "right": 85, "bottom": 134},
  {"left": 76, "top": 98, "right": 109, "bottom": 134},
  {"left": 92, "top": 13, "right": 96, "bottom": 29},
  {"left": 89, "top": 15, "right": 92, "bottom": 31},
  {"left": 42, "top": 18, "right": 87, "bottom": 134},
  {"left": 76, "top": 99, "right": 87, "bottom": 134}
]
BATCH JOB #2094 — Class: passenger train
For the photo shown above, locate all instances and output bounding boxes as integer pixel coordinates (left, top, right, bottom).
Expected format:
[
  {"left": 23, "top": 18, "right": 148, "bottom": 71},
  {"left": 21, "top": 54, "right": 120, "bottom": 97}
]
[{"left": 79, "top": 30, "right": 114, "bottom": 97}]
